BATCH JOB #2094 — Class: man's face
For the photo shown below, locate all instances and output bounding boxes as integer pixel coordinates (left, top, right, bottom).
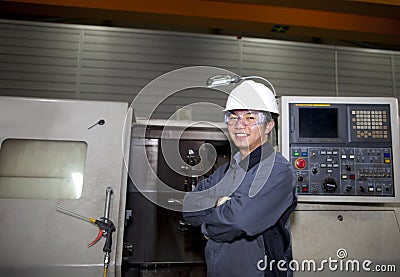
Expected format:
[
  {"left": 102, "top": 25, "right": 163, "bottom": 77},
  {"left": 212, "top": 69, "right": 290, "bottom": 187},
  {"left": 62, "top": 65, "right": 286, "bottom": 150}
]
[{"left": 226, "top": 110, "right": 274, "bottom": 156}]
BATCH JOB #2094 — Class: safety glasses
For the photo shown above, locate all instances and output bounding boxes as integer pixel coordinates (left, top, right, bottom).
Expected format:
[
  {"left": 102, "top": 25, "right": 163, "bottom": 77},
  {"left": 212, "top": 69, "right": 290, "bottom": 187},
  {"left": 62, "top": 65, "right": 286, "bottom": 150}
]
[{"left": 224, "top": 111, "right": 270, "bottom": 126}]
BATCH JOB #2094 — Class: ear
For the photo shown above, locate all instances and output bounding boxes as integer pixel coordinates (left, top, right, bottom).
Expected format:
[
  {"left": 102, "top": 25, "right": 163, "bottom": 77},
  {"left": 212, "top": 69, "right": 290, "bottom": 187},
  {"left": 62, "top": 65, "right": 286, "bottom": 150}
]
[{"left": 265, "top": 120, "right": 275, "bottom": 134}]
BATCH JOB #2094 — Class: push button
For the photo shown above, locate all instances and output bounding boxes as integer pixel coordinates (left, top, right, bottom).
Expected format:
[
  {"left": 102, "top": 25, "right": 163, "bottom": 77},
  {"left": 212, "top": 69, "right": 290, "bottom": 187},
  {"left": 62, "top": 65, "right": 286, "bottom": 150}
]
[
  {"left": 368, "top": 186, "right": 374, "bottom": 192},
  {"left": 295, "top": 158, "right": 306, "bottom": 169}
]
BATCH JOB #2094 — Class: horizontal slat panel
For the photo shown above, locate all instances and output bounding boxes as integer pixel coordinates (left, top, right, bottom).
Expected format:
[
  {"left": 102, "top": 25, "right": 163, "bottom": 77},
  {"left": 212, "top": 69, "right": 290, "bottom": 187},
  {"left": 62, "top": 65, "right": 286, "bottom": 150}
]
[
  {"left": 338, "top": 84, "right": 393, "bottom": 95},
  {"left": 0, "top": 45, "right": 78, "bottom": 58},
  {"left": 80, "top": 29, "right": 239, "bottom": 121},
  {"left": 242, "top": 40, "right": 333, "bottom": 57},
  {"left": 81, "top": 59, "right": 182, "bottom": 71},
  {"left": 83, "top": 39, "right": 238, "bottom": 59},
  {"left": 339, "top": 69, "right": 392, "bottom": 80},
  {"left": 0, "top": 24, "right": 81, "bottom": 42},
  {"left": 241, "top": 62, "right": 334, "bottom": 76},
  {"left": 337, "top": 50, "right": 393, "bottom": 97},
  {"left": 0, "top": 88, "right": 75, "bottom": 99},
  {"left": 0, "top": 37, "right": 78, "bottom": 50},
  {"left": 277, "top": 88, "right": 337, "bottom": 97},
  {"left": 338, "top": 51, "right": 393, "bottom": 66},
  {"left": 0, "top": 80, "right": 75, "bottom": 91},
  {"left": 243, "top": 51, "right": 333, "bottom": 67},
  {"left": 0, "top": 20, "right": 398, "bottom": 118},
  {"left": 392, "top": 54, "right": 399, "bottom": 105},
  {"left": 79, "top": 84, "right": 143, "bottom": 95},
  {"left": 78, "top": 92, "right": 135, "bottom": 102},
  {"left": 0, "top": 22, "right": 79, "bottom": 99},
  {"left": 0, "top": 63, "right": 77, "bottom": 75},
  {"left": 241, "top": 38, "right": 336, "bottom": 97},
  {"left": 394, "top": 55, "right": 400, "bottom": 97},
  {"left": 338, "top": 76, "right": 393, "bottom": 87},
  {"left": 0, "top": 71, "right": 75, "bottom": 83},
  {"left": 0, "top": 54, "right": 78, "bottom": 67},
  {"left": 84, "top": 29, "right": 238, "bottom": 51}
]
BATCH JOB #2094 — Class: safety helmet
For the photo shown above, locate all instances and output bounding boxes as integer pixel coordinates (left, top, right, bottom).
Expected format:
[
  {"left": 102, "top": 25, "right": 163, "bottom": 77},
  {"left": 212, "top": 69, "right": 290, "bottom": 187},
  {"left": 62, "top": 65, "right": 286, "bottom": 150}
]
[{"left": 223, "top": 80, "right": 279, "bottom": 115}]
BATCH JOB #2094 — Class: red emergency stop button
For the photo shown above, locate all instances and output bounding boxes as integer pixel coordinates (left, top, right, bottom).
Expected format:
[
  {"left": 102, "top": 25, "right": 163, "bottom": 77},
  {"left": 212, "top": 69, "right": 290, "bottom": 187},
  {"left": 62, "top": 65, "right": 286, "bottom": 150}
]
[{"left": 295, "top": 158, "right": 306, "bottom": 169}]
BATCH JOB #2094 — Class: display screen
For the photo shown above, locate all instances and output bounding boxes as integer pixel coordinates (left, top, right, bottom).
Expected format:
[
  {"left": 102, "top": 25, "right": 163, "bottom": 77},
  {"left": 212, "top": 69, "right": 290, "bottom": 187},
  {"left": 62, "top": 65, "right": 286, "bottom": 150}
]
[{"left": 299, "top": 108, "right": 338, "bottom": 138}]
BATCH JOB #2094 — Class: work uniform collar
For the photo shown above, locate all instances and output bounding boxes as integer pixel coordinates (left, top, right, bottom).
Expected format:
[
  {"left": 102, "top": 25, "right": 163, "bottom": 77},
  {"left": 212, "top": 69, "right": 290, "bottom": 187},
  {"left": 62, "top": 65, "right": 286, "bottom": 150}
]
[{"left": 232, "top": 142, "right": 275, "bottom": 172}]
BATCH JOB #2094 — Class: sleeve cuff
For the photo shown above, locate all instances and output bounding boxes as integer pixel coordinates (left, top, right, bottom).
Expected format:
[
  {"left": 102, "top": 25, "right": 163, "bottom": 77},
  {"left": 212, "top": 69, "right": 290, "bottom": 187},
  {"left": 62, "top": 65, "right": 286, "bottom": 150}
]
[{"left": 201, "top": 223, "right": 211, "bottom": 238}]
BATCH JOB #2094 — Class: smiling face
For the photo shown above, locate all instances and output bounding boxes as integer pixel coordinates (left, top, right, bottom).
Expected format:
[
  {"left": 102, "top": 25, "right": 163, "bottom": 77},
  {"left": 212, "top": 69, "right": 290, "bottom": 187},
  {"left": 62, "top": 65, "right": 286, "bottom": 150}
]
[{"left": 226, "top": 110, "right": 275, "bottom": 159}]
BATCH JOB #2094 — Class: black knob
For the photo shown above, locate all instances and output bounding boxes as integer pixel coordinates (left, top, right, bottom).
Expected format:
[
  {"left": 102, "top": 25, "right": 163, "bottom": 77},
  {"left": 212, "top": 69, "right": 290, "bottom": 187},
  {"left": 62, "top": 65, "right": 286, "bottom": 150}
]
[
  {"left": 312, "top": 168, "right": 318, "bottom": 174},
  {"left": 297, "top": 176, "right": 304, "bottom": 182},
  {"left": 345, "top": 185, "right": 352, "bottom": 192},
  {"left": 359, "top": 185, "right": 365, "bottom": 193},
  {"left": 322, "top": 177, "right": 337, "bottom": 193},
  {"left": 346, "top": 165, "right": 351, "bottom": 171}
]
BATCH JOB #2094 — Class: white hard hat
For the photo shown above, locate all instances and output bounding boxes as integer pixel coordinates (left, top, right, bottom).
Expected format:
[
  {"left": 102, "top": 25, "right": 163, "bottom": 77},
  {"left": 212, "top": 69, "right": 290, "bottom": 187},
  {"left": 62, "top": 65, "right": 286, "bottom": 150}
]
[{"left": 223, "top": 80, "right": 279, "bottom": 115}]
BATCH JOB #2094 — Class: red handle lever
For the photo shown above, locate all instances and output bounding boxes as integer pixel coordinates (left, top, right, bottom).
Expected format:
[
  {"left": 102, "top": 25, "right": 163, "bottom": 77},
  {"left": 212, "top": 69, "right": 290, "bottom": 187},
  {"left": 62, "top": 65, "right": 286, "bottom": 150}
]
[{"left": 87, "top": 229, "right": 103, "bottom": 247}]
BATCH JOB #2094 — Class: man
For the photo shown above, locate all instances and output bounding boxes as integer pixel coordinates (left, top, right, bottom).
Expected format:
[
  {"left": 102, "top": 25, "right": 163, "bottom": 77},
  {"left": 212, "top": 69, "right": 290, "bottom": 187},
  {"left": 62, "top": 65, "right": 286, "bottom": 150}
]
[{"left": 183, "top": 80, "right": 297, "bottom": 277}]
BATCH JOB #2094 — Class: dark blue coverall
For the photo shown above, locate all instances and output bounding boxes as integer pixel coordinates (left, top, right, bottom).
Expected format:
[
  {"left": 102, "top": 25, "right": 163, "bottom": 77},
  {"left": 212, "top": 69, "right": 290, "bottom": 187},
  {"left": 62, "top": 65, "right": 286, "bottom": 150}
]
[{"left": 183, "top": 142, "right": 297, "bottom": 277}]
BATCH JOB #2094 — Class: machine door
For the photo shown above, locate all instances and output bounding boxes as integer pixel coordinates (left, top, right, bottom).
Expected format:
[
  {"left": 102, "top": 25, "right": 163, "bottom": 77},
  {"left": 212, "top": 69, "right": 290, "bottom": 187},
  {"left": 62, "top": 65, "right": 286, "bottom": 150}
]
[{"left": 0, "top": 97, "right": 131, "bottom": 276}]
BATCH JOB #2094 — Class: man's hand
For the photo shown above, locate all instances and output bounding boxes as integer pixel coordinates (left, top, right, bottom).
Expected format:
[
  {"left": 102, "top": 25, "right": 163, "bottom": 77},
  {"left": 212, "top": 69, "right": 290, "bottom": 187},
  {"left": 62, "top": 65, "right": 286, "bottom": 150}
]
[
  {"left": 203, "top": 196, "right": 231, "bottom": 240},
  {"left": 216, "top": 196, "right": 231, "bottom": 207}
]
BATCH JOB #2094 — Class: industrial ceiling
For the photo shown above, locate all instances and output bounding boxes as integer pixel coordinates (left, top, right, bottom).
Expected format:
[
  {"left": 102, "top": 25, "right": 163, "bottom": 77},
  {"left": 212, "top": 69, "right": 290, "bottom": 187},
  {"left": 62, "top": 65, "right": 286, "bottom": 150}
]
[{"left": 1, "top": 0, "right": 400, "bottom": 51}]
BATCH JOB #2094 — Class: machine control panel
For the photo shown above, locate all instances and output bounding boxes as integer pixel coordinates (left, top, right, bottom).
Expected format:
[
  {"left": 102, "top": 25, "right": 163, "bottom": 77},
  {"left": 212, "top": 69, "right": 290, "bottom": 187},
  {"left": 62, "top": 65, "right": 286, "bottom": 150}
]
[
  {"left": 280, "top": 97, "right": 399, "bottom": 202},
  {"left": 291, "top": 147, "right": 393, "bottom": 196}
]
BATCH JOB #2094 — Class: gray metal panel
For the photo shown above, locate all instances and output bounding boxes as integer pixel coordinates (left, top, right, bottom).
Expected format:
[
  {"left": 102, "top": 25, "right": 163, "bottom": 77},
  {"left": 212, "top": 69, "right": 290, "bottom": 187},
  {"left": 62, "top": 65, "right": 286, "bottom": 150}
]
[
  {"left": 292, "top": 208, "right": 400, "bottom": 277},
  {"left": 0, "top": 22, "right": 80, "bottom": 99},
  {"left": 337, "top": 49, "right": 394, "bottom": 97},
  {"left": 241, "top": 38, "right": 337, "bottom": 97}
]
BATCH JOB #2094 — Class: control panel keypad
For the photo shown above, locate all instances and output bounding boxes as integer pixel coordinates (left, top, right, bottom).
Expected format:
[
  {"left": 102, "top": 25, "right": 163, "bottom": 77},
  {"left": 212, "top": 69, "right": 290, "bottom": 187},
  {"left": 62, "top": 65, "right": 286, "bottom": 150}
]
[{"left": 351, "top": 110, "right": 388, "bottom": 139}]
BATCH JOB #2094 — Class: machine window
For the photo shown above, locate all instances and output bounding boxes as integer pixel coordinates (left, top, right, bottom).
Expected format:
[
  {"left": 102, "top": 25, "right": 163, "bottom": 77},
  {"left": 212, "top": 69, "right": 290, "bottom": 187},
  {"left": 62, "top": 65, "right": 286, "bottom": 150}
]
[{"left": 0, "top": 139, "right": 87, "bottom": 199}]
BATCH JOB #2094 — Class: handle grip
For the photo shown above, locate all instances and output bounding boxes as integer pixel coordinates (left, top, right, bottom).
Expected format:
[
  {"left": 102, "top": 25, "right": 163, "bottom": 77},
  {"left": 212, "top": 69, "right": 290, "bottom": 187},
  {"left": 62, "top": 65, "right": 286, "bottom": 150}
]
[{"left": 103, "top": 230, "right": 112, "bottom": 253}]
